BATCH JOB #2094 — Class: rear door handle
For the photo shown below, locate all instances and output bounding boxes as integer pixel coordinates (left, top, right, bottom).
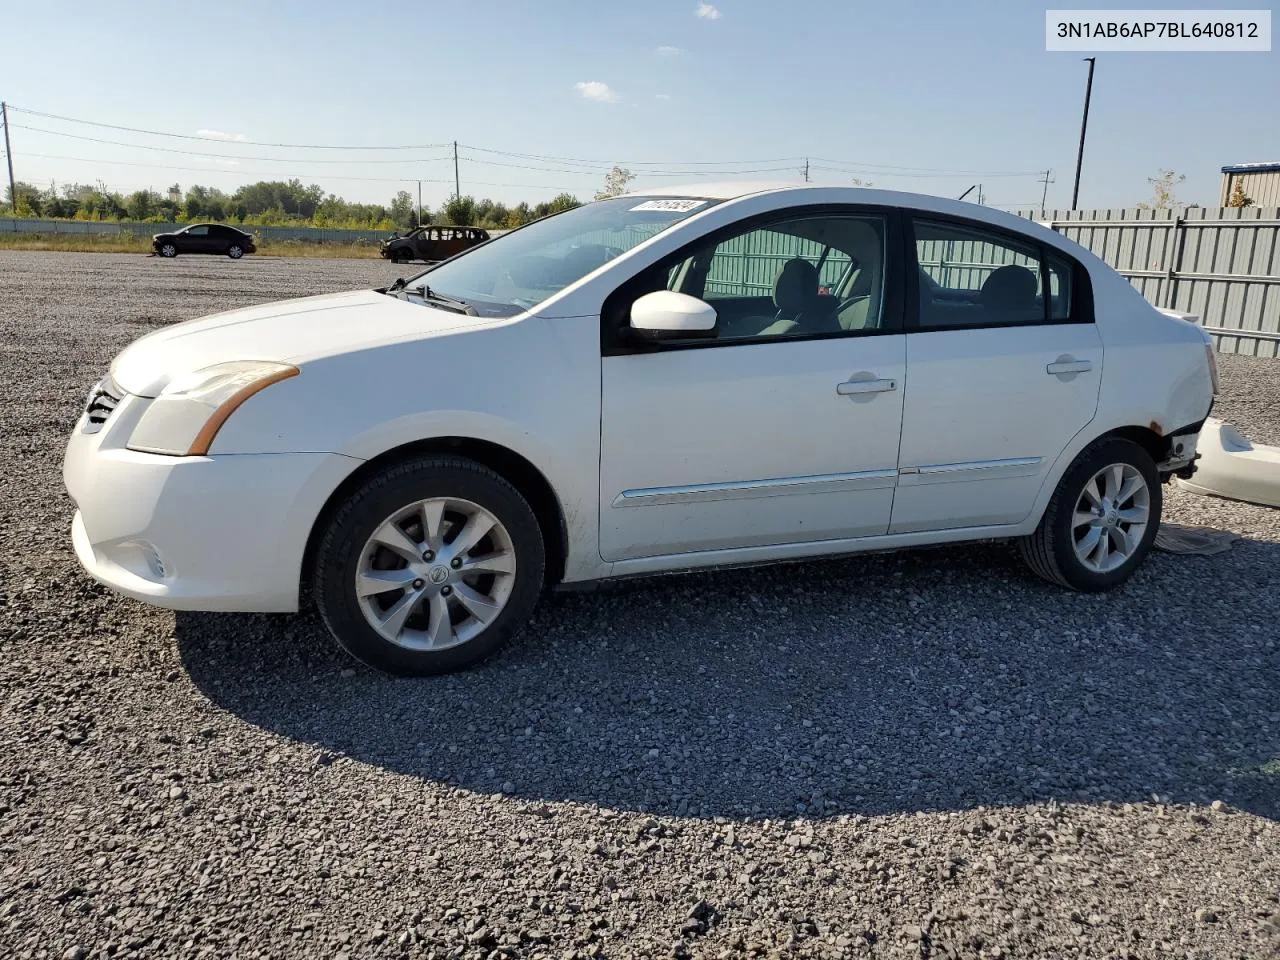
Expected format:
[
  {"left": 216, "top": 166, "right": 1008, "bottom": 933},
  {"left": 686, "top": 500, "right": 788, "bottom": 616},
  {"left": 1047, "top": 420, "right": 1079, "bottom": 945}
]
[
  {"left": 1046, "top": 358, "right": 1092, "bottom": 375},
  {"left": 837, "top": 378, "right": 897, "bottom": 396}
]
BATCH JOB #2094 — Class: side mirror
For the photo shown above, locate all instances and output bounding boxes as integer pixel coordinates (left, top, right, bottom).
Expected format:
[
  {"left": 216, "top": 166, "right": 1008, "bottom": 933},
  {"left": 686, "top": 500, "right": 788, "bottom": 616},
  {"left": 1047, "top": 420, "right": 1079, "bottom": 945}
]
[{"left": 629, "top": 290, "right": 718, "bottom": 340}]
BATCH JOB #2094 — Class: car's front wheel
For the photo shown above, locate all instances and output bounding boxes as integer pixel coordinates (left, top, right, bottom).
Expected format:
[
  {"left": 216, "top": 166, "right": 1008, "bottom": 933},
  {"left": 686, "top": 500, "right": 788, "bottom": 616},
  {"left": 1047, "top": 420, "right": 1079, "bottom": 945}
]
[
  {"left": 1019, "top": 437, "right": 1162, "bottom": 591},
  {"left": 159, "top": 243, "right": 177, "bottom": 258},
  {"left": 227, "top": 244, "right": 244, "bottom": 259},
  {"left": 313, "top": 456, "right": 545, "bottom": 675}
]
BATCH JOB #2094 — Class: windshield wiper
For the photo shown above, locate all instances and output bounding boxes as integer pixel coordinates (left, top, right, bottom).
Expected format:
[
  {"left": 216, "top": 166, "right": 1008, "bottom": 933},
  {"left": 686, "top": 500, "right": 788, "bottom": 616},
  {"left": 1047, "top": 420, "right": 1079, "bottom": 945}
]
[
  {"left": 387, "top": 276, "right": 408, "bottom": 292},
  {"left": 415, "top": 285, "right": 478, "bottom": 316}
]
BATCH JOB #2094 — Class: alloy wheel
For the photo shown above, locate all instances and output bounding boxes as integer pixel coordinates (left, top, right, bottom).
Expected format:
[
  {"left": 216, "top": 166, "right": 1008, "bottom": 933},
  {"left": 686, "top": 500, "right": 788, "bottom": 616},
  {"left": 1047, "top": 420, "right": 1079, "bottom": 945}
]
[
  {"left": 1071, "top": 463, "right": 1151, "bottom": 573},
  {"left": 354, "top": 497, "right": 517, "bottom": 651}
]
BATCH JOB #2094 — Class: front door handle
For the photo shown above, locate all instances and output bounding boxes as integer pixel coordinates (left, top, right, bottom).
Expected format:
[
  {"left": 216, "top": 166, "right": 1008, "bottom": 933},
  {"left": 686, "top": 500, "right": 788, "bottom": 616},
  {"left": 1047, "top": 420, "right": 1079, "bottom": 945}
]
[
  {"left": 837, "top": 378, "right": 897, "bottom": 396},
  {"left": 1046, "top": 358, "right": 1093, "bottom": 375}
]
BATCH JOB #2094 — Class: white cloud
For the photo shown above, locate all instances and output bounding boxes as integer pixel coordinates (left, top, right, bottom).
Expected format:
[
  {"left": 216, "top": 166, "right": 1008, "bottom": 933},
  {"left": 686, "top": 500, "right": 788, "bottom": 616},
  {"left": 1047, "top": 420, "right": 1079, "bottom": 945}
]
[
  {"left": 197, "top": 128, "right": 246, "bottom": 141},
  {"left": 574, "top": 81, "right": 619, "bottom": 103},
  {"left": 655, "top": 93, "right": 672, "bottom": 101},
  {"left": 655, "top": 45, "right": 684, "bottom": 56},
  {"left": 694, "top": 3, "right": 721, "bottom": 19}
]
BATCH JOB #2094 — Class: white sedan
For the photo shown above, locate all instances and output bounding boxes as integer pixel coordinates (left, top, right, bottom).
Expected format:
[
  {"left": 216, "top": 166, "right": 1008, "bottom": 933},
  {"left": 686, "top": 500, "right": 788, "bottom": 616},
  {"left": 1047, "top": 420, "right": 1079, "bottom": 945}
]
[{"left": 64, "top": 184, "right": 1218, "bottom": 675}]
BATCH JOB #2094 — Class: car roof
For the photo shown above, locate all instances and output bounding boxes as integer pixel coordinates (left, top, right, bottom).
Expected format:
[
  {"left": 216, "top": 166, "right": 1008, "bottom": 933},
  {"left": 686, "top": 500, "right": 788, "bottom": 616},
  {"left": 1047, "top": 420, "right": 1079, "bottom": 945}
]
[{"left": 623, "top": 182, "right": 1060, "bottom": 246}]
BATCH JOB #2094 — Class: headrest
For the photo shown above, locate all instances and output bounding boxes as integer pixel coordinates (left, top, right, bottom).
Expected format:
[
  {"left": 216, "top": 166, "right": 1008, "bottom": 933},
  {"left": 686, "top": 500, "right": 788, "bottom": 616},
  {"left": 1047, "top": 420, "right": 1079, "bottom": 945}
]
[
  {"left": 773, "top": 258, "right": 819, "bottom": 317},
  {"left": 981, "top": 264, "right": 1039, "bottom": 313}
]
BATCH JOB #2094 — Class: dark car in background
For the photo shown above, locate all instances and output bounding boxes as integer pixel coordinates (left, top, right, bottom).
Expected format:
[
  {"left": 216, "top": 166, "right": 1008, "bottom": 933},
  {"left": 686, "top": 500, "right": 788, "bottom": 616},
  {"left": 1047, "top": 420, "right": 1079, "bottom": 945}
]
[
  {"left": 152, "top": 224, "right": 257, "bottom": 259},
  {"left": 380, "top": 225, "right": 489, "bottom": 264}
]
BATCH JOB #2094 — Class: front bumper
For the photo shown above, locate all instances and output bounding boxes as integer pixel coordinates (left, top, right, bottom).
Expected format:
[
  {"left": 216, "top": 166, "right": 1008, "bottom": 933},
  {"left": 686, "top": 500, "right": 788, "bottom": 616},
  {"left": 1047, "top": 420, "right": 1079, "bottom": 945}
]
[{"left": 64, "top": 394, "right": 358, "bottom": 612}]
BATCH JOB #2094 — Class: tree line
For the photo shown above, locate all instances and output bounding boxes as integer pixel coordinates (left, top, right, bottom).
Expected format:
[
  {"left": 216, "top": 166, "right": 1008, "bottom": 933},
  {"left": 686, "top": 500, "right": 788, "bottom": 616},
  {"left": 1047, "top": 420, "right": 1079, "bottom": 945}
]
[{"left": 2, "top": 178, "right": 588, "bottom": 231}]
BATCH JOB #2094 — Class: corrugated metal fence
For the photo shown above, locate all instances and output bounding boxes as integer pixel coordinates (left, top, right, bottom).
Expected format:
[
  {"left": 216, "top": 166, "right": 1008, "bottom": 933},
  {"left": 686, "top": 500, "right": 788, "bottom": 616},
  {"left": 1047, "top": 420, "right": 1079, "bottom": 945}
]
[{"left": 1015, "top": 206, "right": 1280, "bottom": 358}]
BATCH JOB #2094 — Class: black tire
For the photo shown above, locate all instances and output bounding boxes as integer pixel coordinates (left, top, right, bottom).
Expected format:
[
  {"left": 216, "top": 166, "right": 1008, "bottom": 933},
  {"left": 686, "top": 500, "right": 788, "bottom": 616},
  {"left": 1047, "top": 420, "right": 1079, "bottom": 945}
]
[
  {"left": 1019, "top": 436, "right": 1162, "bottom": 592},
  {"left": 313, "top": 456, "right": 545, "bottom": 676},
  {"left": 227, "top": 244, "right": 244, "bottom": 259},
  {"left": 393, "top": 249, "right": 413, "bottom": 264},
  {"left": 159, "top": 242, "right": 178, "bottom": 258}
]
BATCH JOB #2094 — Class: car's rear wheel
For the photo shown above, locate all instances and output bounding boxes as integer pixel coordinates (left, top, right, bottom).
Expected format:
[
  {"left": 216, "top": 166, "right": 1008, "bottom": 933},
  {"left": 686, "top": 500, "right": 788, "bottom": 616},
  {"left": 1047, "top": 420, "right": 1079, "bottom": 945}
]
[
  {"left": 227, "top": 244, "right": 244, "bottom": 259},
  {"left": 313, "top": 456, "right": 545, "bottom": 675},
  {"left": 1019, "top": 437, "right": 1161, "bottom": 591},
  {"left": 159, "top": 243, "right": 177, "bottom": 258}
]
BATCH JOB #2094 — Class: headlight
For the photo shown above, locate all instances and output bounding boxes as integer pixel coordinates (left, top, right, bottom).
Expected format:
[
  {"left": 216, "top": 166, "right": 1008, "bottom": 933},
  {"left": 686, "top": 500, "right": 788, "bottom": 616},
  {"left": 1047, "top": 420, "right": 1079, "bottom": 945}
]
[{"left": 127, "top": 361, "right": 298, "bottom": 456}]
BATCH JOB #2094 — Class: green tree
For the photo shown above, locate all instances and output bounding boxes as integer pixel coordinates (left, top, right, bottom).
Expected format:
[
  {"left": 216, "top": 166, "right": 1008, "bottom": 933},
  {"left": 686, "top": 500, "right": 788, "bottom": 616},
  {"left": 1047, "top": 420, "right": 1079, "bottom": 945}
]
[
  {"left": 125, "top": 190, "right": 158, "bottom": 221},
  {"left": 232, "top": 179, "right": 325, "bottom": 219},
  {"left": 184, "top": 184, "right": 220, "bottom": 220},
  {"left": 506, "top": 202, "right": 533, "bottom": 228},
  {"left": 547, "top": 193, "right": 582, "bottom": 214},
  {"left": 443, "top": 194, "right": 476, "bottom": 225},
  {"left": 5, "top": 181, "right": 42, "bottom": 216},
  {"left": 389, "top": 190, "right": 417, "bottom": 229}
]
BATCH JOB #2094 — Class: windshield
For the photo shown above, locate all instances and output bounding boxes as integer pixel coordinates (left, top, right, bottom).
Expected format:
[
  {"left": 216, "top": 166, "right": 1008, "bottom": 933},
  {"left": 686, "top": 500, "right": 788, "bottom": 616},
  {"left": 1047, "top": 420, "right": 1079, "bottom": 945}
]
[{"left": 402, "top": 196, "right": 717, "bottom": 317}]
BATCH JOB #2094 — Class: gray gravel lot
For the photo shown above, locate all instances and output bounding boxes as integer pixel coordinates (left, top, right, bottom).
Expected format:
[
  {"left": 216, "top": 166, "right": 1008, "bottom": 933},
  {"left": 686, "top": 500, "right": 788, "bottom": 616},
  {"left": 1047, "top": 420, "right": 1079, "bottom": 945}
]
[{"left": 1, "top": 250, "right": 1277, "bottom": 959}]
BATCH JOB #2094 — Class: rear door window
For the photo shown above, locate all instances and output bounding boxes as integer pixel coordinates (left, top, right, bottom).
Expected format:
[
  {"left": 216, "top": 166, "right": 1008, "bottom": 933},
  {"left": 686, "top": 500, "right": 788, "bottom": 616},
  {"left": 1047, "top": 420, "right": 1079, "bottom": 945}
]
[{"left": 912, "top": 219, "right": 1045, "bottom": 328}]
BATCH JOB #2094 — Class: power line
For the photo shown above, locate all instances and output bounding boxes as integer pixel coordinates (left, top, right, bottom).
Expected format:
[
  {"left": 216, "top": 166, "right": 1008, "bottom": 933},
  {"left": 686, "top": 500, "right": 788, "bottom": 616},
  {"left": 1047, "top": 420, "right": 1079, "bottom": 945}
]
[
  {"left": 811, "top": 158, "right": 1043, "bottom": 176},
  {"left": 10, "top": 124, "right": 453, "bottom": 164},
  {"left": 809, "top": 164, "right": 1037, "bottom": 180},
  {"left": 457, "top": 151, "right": 800, "bottom": 177},
  {"left": 9, "top": 104, "right": 1047, "bottom": 182},
  {"left": 458, "top": 142, "right": 805, "bottom": 166},
  {"left": 15, "top": 151, "right": 586, "bottom": 190},
  {"left": 7, "top": 104, "right": 449, "bottom": 150}
]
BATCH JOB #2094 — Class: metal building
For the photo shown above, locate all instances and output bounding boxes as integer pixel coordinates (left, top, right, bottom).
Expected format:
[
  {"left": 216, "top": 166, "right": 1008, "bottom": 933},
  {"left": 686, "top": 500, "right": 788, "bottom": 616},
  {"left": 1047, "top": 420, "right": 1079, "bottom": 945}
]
[{"left": 1220, "top": 162, "right": 1280, "bottom": 207}]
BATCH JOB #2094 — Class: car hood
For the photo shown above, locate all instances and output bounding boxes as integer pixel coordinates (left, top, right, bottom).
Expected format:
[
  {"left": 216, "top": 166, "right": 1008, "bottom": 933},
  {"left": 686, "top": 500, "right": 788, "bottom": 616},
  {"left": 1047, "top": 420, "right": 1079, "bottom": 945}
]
[{"left": 110, "top": 289, "right": 488, "bottom": 397}]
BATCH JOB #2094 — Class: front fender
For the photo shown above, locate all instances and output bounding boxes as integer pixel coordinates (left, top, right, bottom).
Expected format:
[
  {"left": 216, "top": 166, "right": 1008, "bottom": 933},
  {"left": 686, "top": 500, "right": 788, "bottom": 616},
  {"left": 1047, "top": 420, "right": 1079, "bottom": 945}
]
[{"left": 207, "top": 319, "right": 605, "bottom": 582}]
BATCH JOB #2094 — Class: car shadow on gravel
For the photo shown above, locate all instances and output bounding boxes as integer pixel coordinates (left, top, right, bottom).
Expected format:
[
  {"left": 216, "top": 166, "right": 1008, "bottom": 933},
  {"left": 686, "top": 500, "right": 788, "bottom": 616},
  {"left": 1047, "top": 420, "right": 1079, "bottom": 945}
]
[{"left": 175, "top": 540, "right": 1280, "bottom": 822}]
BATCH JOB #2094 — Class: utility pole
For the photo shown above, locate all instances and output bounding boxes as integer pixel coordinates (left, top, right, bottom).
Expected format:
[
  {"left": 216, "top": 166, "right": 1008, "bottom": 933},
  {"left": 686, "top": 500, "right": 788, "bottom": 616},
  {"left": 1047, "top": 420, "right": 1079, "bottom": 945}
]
[
  {"left": 453, "top": 141, "right": 460, "bottom": 199},
  {"left": 416, "top": 180, "right": 423, "bottom": 227},
  {"left": 801, "top": 158, "right": 810, "bottom": 183},
  {"left": 1038, "top": 168, "right": 1055, "bottom": 211},
  {"left": 1, "top": 102, "right": 16, "bottom": 214},
  {"left": 1071, "top": 57, "right": 1096, "bottom": 210}
]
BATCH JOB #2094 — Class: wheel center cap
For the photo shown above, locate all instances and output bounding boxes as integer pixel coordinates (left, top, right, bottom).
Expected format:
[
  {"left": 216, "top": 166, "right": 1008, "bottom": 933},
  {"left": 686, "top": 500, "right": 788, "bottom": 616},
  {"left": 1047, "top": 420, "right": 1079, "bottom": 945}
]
[{"left": 427, "top": 565, "right": 450, "bottom": 585}]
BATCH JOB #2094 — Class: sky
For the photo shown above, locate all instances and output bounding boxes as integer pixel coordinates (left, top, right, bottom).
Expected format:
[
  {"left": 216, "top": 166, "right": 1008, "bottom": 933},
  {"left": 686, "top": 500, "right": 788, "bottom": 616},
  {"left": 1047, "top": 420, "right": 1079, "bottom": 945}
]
[{"left": 0, "top": 0, "right": 1276, "bottom": 213}]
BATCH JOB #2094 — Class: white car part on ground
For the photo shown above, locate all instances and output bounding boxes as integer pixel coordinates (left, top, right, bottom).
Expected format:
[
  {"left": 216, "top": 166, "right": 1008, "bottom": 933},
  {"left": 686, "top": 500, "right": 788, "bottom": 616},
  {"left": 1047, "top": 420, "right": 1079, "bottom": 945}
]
[{"left": 1176, "top": 417, "right": 1280, "bottom": 508}]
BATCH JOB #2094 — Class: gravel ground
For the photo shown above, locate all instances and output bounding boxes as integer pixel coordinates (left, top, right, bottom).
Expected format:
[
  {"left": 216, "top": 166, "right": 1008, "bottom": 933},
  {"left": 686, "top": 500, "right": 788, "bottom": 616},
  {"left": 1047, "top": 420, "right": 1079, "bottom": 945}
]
[{"left": 1, "top": 250, "right": 1277, "bottom": 960}]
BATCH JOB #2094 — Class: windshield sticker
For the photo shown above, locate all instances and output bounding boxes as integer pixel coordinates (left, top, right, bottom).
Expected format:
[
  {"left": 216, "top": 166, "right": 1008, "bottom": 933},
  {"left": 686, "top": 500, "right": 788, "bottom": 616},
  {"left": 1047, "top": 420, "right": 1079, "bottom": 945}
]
[{"left": 629, "top": 199, "right": 707, "bottom": 213}]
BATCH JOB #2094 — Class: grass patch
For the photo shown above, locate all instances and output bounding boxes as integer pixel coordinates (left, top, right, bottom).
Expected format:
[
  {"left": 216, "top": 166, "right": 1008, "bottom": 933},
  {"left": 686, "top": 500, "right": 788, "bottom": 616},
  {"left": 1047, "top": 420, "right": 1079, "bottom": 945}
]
[{"left": 0, "top": 233, "right": 385, "bottom": 259}]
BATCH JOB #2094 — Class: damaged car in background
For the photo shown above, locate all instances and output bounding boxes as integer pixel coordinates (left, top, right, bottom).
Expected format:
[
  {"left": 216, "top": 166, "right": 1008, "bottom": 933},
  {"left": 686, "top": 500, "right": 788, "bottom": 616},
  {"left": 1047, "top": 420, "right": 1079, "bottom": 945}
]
[
  {"left": 65, "top": 184, "right": 1216, "bottom": 675},
  {"left": 380, "top": 224, "right": 490, "bottom": 264}
]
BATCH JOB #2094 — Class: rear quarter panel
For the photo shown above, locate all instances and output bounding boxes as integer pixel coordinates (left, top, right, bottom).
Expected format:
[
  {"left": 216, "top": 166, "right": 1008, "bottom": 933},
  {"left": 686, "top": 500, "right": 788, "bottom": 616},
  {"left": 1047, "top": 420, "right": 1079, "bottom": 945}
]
[
  {"left": 1087, "top": 264, "right": 1214, "bottom": 437},
  {"left": 1020, "top": 254, "right": 1214, "bottom": 528}
]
